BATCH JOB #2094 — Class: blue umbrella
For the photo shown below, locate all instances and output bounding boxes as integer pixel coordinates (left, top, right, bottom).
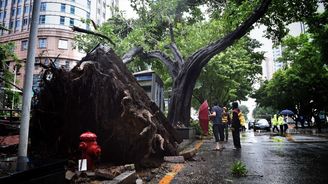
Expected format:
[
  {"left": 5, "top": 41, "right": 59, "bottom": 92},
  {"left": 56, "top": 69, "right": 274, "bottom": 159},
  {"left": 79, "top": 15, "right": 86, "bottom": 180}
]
[{"left": 280, "top": 109, "right": 294, "bottom": 115}]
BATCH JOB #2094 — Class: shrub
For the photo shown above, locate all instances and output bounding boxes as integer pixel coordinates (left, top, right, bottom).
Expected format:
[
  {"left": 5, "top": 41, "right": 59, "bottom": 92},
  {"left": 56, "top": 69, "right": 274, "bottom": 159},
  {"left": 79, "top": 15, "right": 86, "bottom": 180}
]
[{"left": 231, "top": 160, "right": 247, "bottom": 177}]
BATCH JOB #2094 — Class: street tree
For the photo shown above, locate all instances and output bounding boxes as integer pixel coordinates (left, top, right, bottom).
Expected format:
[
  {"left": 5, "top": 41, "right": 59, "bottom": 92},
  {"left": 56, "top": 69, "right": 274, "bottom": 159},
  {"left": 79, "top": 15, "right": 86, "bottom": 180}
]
[
  {"left": 0, "top": 42, "right": 20, "bottom": 109},
  {"left": 192, "top": 36, "right": 263, "bottom": 108},
  {"left": 75, "top": 0, "right": 319, "bottom": 126},
  {"left": 252, "top": 34, "right": 328, "bottom": 117}
]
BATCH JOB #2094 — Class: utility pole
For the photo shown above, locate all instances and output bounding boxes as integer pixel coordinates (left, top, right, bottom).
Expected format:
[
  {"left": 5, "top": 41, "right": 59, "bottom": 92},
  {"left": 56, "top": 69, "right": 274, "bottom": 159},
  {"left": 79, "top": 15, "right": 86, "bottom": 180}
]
[{"left": 17, "top": 0, "right": 41, "bottom": 171}]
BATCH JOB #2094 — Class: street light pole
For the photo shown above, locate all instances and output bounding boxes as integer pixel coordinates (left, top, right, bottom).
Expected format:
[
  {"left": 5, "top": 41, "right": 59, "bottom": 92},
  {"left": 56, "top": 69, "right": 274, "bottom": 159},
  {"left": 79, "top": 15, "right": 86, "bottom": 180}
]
[{"left": 17, "top": 0, "right": 41, "bottom": 171}]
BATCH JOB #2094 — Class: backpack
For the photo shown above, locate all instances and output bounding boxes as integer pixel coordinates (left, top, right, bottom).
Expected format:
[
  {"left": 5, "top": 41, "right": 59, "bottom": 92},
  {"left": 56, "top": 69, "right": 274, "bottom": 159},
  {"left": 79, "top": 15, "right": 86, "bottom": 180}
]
[
  {"left": 233, "top": 110, "right": 246, "bottom": 126},
  {"left": 238, "top": 112, "right": 246, "bottom": 126}
]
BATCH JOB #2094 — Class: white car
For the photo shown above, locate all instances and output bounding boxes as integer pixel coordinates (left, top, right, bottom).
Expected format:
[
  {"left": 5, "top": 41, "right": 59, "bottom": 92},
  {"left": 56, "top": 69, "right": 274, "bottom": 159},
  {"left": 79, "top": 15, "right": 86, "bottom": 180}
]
[{"left": 254, "top": 119, "right": 270, "bottom": 131}]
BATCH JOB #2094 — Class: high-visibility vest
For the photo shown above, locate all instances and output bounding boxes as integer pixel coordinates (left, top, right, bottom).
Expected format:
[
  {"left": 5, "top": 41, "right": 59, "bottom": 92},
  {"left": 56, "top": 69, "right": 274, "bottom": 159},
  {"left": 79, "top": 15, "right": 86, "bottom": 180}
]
[
  {"left": 278, "top": 116, "right": 284, "bottom": 125},
  {"left": 271, "top": 114, "right": 278, "bottom": 126},
  {"left": 222, "top": 113, "right": 229, "bottom": 124}
]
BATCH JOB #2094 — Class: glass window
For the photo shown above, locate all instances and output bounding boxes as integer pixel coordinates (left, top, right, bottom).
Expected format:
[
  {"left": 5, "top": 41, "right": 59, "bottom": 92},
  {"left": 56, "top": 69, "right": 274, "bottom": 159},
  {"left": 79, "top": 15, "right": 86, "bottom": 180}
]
[
  {"left": 12, "top": 0, "right": 15, "bottom": 4},
  {"left": 86, "top": 12, "right": 90, "bottom": 19},
  {"left": 0, "top": 1, "right": 3, "bottom": 8},
  {"left": 40, "top": 2, "right": 46, "bottom": 11},
  {"left": 39, "top": 38, "right": 47, "bottom": 48},
  {"left": 9, "top": 21, "right": 13, "bottom": 29},
  {"left": 0, "top": 11, "right": 2, "bottom": 19},
  {"left": 97, "top": 8, "right": 100, "bottom": 14},
  {"left": 70, "top": 6, "right": 75, "bottom": 14},
  {"left": 39, "top": 15, "right": 45, "bottom": 24},
  {"left": 60, "top": 3, "right": 65, "bottom": 12},
  {"left": 103, "top": 12, "right": 105, "bottom": 19},
  {"left": 24, "top": 5, "right": 29, "bottom": 14},
  {"left": 21, "top": 40, "right": 28, "bottom": 50},
  {"left": 3, "top": 10, "right": 6, "bottom": 19},
  {"left": 15, "top": 19, "right": 20, "bottom": 30},
  {"left": 11, "top": 8, "right": 15, "bottom": 17},
  {"left": 17, "top": 6, "right": 21, "bottom": 15},
  {"left": 17, "top": 0, "right": 21, "bottom": 4},
  {"left": 60, "top": 16, "right": 65, "bottom": 25},
  {"left": 69, "top": 18, "right": 74, "bottom": 26},
  {"left": 58, "top": 39, "right": 68, "bottom": 49},
  {"left": 23, "top": 18, "right": 28, "bottom": 26}
]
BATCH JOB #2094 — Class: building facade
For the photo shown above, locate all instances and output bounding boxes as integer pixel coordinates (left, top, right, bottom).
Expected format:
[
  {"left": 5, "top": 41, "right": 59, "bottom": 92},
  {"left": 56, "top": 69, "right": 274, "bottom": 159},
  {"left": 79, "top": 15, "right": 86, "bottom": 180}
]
[
  {"left": 133, "top": 70, "right": 165, "bottom": 112},
  {"left": 272, "top": 22, "right": 306, "bottom": 73},
  {"left": 0, "top": 0, "right": 118, "bottom": 88}
]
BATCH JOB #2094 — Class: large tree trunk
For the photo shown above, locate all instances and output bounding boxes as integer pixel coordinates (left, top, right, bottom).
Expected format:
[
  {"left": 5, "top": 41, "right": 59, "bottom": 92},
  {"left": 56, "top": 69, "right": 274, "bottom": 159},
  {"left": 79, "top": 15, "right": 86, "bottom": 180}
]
[
  {"left": 30, "top": 45, "right": 181, "bottom": 167},
  {"left": 167, "top": 62, "right": 203, "bottom": 126}
]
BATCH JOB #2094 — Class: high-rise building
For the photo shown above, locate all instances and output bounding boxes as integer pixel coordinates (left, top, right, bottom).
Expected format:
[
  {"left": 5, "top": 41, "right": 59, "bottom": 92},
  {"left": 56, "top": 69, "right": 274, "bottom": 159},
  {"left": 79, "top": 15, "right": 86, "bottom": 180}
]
[
  {"left": 0, "top": 0, "right": 119, "bottom": 88},
  {"left": 272, "top": 22, "right": 306, "bottom": 72}
]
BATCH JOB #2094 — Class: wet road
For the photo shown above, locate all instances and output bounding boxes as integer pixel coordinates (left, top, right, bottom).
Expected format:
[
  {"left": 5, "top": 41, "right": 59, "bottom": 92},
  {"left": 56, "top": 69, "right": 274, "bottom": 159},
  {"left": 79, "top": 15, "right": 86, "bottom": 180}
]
[{"left": 156, "top": 130, "right": 328, "bottom": 184}]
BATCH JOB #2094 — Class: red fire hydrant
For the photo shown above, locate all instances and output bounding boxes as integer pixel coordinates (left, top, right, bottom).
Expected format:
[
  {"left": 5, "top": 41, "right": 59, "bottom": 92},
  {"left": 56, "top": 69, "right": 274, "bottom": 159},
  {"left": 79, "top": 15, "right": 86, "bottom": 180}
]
[{"left": 79, "top": 131, "right": 101, "bottom": 170}]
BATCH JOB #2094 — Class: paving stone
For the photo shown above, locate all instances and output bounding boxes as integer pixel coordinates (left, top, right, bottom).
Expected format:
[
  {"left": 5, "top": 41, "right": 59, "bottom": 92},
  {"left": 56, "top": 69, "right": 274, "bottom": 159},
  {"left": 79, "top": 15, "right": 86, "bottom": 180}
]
[{"left": 164, "top": 156, "right": 185, "bottom": 163}]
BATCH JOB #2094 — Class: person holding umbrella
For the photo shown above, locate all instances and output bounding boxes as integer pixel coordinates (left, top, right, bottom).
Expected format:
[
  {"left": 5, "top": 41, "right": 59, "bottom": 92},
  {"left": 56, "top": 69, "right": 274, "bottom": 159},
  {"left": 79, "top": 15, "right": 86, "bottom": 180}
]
[{"left": 280, "top": 109, "right": 294, "bottom": 134}]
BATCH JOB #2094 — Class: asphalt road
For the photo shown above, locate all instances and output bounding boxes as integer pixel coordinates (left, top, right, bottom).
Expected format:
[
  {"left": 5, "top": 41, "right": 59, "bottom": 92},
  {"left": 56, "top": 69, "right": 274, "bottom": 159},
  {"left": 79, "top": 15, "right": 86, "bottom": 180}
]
[{"left": 153, "top": 130, "right": 328, "bottom": 184}]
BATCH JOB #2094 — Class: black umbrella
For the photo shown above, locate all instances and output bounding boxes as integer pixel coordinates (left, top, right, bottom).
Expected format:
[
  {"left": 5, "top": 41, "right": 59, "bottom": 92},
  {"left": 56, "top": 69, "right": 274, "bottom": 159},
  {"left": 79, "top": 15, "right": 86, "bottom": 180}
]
[{"left": 280, "top": 109, "right": 294, "bottom": 115}]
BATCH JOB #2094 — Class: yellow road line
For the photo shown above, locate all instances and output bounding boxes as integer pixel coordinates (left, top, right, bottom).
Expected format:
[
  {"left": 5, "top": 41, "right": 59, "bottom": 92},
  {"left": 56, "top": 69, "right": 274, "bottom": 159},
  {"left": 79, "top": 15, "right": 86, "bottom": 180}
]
[
  {"left": 194, "top": 140, "right": 204, "bottom": 150},
  {"left": 159, "top": 140, "right": 204, "bottom": 184},
  {"left": 159, "top": 164, "right": 184, "bottom": 184}
]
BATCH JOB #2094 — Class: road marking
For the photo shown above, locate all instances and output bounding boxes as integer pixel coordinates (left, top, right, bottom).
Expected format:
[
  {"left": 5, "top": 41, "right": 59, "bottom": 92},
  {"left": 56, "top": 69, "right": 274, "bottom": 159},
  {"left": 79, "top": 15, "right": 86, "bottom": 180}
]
[
  {"left": 194, "top": 139, "right": 204, "bottom": 150},
  {"left": 159, "top": 164, "right": 183, "bottom": 184},
  {"left": 158, "top": 140, "right": 204, "bottom": 184}
]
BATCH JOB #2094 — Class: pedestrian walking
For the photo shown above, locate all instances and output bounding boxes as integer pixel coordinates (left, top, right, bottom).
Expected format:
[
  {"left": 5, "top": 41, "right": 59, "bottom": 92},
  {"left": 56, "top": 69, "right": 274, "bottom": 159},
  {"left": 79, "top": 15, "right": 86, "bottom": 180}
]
[
  {"left": 222, "top": 107, "right": 231, "bottom": 141},
  {"left": 209, "top": 102, "right": 224, "bottom": 150},
  {"left": 231, "top": 102, "right": 241, "bottom": 149},
  {"left": 278, "top": 115, "right": 284, "bottom": 136},
  {"left": 271, "top": 114, "right": 279, "bottom": 133}
]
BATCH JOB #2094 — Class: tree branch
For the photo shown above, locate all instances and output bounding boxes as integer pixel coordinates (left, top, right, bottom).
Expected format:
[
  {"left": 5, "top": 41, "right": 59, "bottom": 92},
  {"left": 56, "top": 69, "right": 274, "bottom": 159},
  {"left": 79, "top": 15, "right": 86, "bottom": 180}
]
[
  {"left": 167, "top": 23, "right": 184, "bottom": 66},
  {"left": 145, "top": 51, "right": 179, "bottom": 78},
  {"left": 0, "top": 76, "right": 23, "bottom": 92},
  {"left": 122, "top": 47, "right": 144, "bottom": 64},
  {"left": 168, "top": 43, "right": 185, "bottom": 66},
  {"left": 189, "top": 0, "right": 272, "bottom": 68},
  {"left": 71, "top": 26, "right": 116, "bottom": 47}
]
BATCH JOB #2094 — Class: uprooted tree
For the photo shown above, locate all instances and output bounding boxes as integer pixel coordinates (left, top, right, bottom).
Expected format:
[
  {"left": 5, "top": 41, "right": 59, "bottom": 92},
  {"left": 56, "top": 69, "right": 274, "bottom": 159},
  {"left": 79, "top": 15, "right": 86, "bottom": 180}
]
[
  {"left": 75, "top": 0, "right": 319, "bottom": 127},
  {"left": 30, "top": 45, "right": 181, "bottom": 166}
]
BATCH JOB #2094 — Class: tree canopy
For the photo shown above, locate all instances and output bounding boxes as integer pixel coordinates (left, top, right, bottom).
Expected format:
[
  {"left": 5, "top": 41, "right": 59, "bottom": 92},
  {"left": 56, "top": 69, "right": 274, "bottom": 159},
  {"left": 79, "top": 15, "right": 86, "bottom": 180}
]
[
  {"left": 252, "top": 33, "right": 328, "bottom": 116},
  {"left": 74, "top": 0, "right": 321, "bottom": 126}
]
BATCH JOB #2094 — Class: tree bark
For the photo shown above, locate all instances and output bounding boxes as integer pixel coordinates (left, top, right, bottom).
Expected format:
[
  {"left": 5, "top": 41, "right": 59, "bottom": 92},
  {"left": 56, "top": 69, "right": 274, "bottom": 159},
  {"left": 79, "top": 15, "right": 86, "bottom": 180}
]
[{"left": 30, "top": 45, "right": 181, "bottom": 167}]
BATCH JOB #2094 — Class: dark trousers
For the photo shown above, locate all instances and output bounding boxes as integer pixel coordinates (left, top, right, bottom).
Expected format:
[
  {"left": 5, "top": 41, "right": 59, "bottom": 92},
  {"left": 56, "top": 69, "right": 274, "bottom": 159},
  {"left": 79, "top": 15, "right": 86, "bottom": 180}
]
[
  {"left": 224, "top": 124, "right": 229, "bottom": 141},
  {"left": 284, "top": 124, "right": 288, "bottom": 132},
  {"left": 279, "top": 125, "right": 284, "bottom": 135},
  {"left": 272, "top": 126, "right": 279, "bottom": 132},
  {"left": 232, "top": 127, "right": 241, "bottom": 148},
  {"left": 213, "top": 124, "right": 225, "bottom": 142}
]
